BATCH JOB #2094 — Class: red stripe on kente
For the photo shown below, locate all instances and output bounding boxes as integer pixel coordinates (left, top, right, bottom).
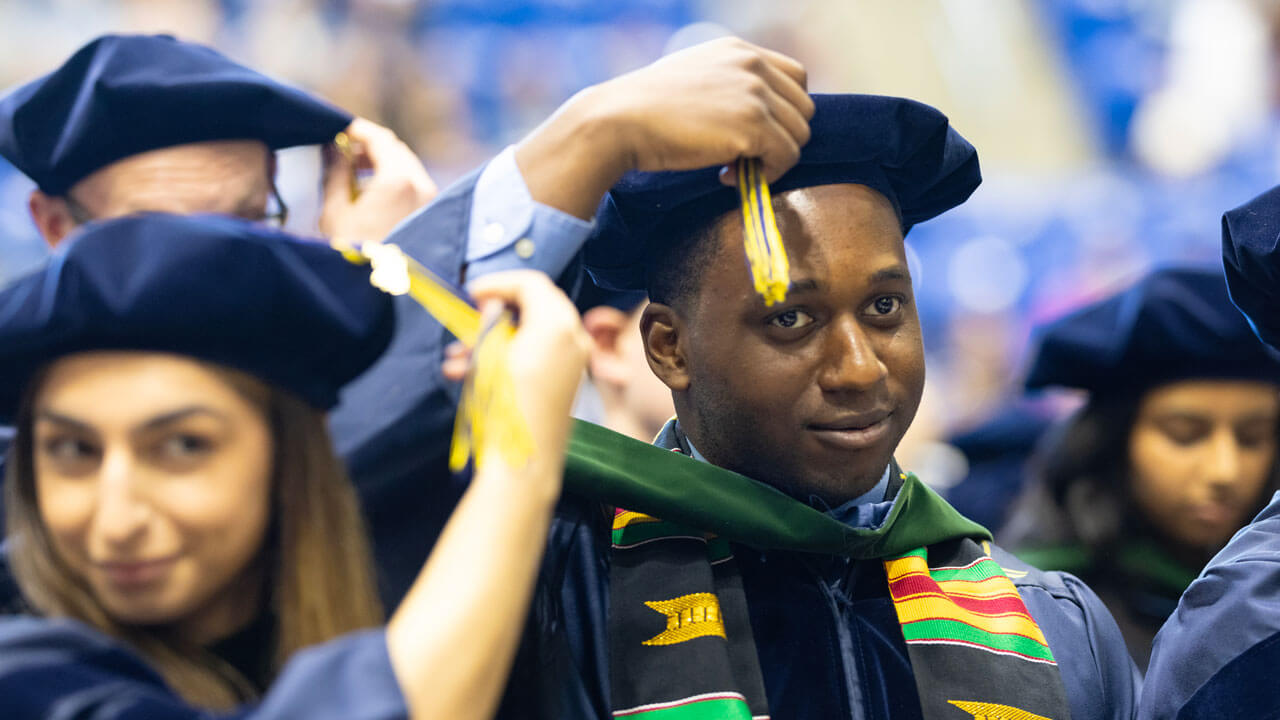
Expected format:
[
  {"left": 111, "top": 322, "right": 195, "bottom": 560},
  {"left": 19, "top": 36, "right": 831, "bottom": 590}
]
[
  {"left": 893, "top": 588, "right": 1032, "bottom": 617},
  {"left": 888, "top": 574, "right": 942, "bottom": 598}
]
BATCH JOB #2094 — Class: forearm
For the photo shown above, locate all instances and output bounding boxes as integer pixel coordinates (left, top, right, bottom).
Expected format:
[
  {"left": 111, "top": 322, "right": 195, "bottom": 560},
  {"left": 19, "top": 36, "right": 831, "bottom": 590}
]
[
  {"left": 513, "top": 84, "right": 632, "bottom": 221},
  {"left": 385, "top": 455, "right": 563, "bottom": 720}
]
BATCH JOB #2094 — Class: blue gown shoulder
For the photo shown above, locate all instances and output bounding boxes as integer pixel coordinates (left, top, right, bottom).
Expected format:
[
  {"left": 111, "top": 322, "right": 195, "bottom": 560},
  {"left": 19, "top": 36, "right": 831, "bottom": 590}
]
[
  {"left": 1141, "top": 491, "right": 1280, "bottom": 719},
  {"left": 0, "top": 614, "right": 407, "bottom": 719},
  {"left": 989, "top": 544, "right": 1142, "bottom": 720}
]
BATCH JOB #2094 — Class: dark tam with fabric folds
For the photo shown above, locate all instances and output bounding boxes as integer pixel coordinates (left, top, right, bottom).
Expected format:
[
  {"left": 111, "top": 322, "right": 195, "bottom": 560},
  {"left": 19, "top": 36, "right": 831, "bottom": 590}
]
[
  {"left": 0, "top": 213, "right": 393, "bottom": 421},
  {"left": 0, "top": 33, "right": 351, "bottom": 194},
  {"left": 1223, "top": 184, "right": 1280, "bottom": 352},
  {"left": 1025, "top": 266, "right": 1280, "bottom": 393},
  {"left": 584, "top": 92, "right": 982, "bottom": 292}
]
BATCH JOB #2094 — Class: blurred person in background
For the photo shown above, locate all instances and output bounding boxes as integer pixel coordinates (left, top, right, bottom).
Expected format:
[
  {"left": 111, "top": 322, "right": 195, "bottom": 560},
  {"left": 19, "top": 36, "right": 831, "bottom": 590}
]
[
  {"left": 1143, "top": 187, "right": 1280, "bottom": 718},
  {"left": 0, "top": 34, "right": 435, "bottom": 251},
  {"left": 943, "top": 401, "right": 1058, "bottom": 532},
  {"left": 0, "top": 213, "right": 588, "bottom": 719},
  {"left": 574, "top": 284, "right": 674, "bottom": 442},
  {"left": 1000, "top": 267, "right": 1280, "bottom": 671}
]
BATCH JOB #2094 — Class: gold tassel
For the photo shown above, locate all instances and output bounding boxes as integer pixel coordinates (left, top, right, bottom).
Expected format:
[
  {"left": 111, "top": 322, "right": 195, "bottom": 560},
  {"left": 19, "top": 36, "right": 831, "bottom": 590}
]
[
  {"left": 332, "top": 238, "right": 532, "bottom": 472},
  {"left": 735, "top": 158, "right": 790, "bottom": 306}
]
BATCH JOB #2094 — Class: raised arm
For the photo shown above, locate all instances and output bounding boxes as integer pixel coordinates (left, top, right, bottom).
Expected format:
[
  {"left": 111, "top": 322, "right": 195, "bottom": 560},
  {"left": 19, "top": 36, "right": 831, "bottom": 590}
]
[{"left": 383, "top": 271, "right": 589, "bottom": 720}]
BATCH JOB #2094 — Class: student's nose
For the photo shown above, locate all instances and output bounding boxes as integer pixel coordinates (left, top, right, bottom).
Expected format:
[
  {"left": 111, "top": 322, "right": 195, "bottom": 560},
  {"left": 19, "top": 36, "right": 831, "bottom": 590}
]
[
  {"left": 92, "top": 447, "right": 149, "bottom": 549},
  {"left": 817, "top": 315, "right": 888, "bottom": 393},
  {"left": 1204, "top": 428, "right": 1243, "bottom": 490}
]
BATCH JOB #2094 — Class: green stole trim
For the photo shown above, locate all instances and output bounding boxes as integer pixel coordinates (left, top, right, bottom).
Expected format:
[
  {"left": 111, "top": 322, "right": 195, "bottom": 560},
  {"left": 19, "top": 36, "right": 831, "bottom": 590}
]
[{"left": 564, "top": 420, "right": 989, "bottom": 558}]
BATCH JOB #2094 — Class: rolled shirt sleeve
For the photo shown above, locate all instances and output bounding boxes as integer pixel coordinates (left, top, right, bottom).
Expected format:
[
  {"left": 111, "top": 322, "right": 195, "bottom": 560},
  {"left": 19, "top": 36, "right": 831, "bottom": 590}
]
[{"left": 464, "top": 145, "right": 594, "bottom": 282}]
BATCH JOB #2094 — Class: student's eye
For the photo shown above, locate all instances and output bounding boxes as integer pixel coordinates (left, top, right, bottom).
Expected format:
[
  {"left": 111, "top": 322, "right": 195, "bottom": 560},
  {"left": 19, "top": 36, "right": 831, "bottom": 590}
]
[
  {"left": 1236, "top": 424, "right": 1276, "bottom": 449},
  {"left": 155, "top": 433, "right": 215, "bottom": 461},
  {"left": 768, "top": 309, "right": 815, "bottom": 329},
  {"left": 1158, "top": 421, "right": 1208, "bottom": 447},
  {"left": 41, "top": 436, "right": 99, "bottom": 464},
  {"left": 865, "top": 296, "right": 903, "bottom": 317}
]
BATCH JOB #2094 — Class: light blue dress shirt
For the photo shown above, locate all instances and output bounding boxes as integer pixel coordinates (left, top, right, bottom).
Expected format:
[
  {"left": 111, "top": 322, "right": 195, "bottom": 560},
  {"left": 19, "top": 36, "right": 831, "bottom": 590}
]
[
  {"left": 464, "top": 145, "right": 595, "bottom": 281},
  {"left": 685, "top": 438, "right": 891, "bottom": 510}
]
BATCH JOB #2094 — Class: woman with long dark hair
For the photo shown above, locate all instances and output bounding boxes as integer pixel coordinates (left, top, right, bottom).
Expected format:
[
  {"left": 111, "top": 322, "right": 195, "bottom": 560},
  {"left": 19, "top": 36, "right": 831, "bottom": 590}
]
[
  {"left": 1001, "top": 267, "right": 1280, "bottom": 671},
  {"left": 0, "top": 212, "right": 588, "bottom": 718}
]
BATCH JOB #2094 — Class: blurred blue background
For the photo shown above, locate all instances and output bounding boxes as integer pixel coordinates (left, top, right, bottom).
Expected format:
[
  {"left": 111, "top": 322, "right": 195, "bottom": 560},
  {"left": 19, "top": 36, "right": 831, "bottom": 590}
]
[{"left": 2, "top": 0, "right": 1278, "bottom": 469}]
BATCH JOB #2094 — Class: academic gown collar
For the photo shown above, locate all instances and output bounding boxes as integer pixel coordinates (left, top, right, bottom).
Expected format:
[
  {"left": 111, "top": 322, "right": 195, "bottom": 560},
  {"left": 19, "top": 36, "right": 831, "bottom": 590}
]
[{"left": 562, "top": 419, "right": 988, "bottom": 559}]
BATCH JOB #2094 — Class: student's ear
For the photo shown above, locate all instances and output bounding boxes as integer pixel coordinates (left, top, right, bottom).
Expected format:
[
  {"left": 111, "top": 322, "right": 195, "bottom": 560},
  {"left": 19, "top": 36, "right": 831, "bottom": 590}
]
[
  {"left": 582, "top": 306, "right": 631, "bottom": 387},
  {"left": 28, "top": 190, "right": 78, "bottom": 248},
  {"left": 640, "top": 303, "right": 690, "bottom": 392}
]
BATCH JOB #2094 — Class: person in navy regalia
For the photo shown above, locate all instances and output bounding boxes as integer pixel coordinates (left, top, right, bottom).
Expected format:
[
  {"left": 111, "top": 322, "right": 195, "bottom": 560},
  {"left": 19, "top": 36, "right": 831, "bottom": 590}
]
[
  {"left": 0, "top": 34, "right": 818, "bottom": 609},
  {"left": 944, "top": 401, "right": 1056, "bottom": 533},
  {"left": 0, "top": 32, "right": 436, "bottom": 606},
  {"left": 1141, "top": 187, "right": 1280, "bottom": 718},
  {"left": 0, "top": 212, "right": 590, "bottom": 718},
  {"left": 463, "top": 93, "right": 1139, "bottom": 720},
  {"left": 1000, "top": 267, "right": 1280, "bottom": 672}
]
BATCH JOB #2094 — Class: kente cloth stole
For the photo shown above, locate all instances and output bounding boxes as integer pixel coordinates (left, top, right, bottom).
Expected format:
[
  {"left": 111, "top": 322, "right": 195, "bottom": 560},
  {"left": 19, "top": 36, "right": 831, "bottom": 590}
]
[
  {"left": 609, "top": 510, "right": 769, "bottom": 720},
  {"left": 886, "top": 542, "right": 1073, "bottom": 719},
  {"left": 594, "top": 421, "right": 1072, "bottom": 720},
  {"left": 608, "top": 512, "right": 1072, "bottom": 720}
]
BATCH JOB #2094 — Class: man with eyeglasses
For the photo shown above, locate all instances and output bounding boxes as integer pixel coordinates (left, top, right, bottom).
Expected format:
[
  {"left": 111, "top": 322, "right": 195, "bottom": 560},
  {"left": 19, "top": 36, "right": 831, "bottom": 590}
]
[{"left": 4, "top": 36, "right": 434, "bottom": 248}]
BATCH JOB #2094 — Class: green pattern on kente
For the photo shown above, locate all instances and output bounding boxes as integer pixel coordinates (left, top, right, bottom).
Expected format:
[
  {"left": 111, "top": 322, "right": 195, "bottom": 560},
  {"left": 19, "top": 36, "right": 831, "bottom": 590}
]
[
  {"left": 889, "top": 548, "right": 1009, "bottom": 582},
  {"left": 925, "top": 559, "right": 1007, "bottom": 583},
  {"left": 565, "top": 420, "right": 989, "bottom": 560},
  {"left": 612, "top": 520, "right": 703, "bottom": 547},
  {"left": 618, "top": 696, "right": 753, "bottom": 720},
  {"left": 901, "top": 619, "right": 1055, "bottom": 662}
]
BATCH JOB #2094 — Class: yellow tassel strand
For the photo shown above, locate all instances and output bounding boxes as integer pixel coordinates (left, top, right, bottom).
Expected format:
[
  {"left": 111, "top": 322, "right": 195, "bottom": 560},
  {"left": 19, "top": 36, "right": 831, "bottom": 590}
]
[
  {"left": 332, "top": 131, "right": 361, "bottom": 202},
  {"left": 735, "top": 158, "right": 790, "bottom": 306},
  {"left": 331, "top": 238, "right": 532, "bottom": 472}
]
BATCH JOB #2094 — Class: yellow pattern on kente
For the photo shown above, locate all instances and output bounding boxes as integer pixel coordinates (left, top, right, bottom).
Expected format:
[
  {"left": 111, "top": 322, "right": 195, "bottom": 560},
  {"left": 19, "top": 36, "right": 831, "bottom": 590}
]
[
  {"left": 643, "top": 592, "right": 727, "bottom": 646},
  {"left": 613, "top": 510, "right": 662, "bottom": 530},
  {"left": 948, "top": 700, "right": 1051, "bottom": 720}
]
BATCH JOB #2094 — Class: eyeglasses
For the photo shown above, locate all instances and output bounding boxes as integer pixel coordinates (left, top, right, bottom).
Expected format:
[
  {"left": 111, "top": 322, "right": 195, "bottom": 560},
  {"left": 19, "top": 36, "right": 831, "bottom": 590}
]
[
  {"left": 63, "top": 176, "right": 289, "bottom": 229},
  {"left": 262, "top": 177, "right": 289, "bottom": 228}
]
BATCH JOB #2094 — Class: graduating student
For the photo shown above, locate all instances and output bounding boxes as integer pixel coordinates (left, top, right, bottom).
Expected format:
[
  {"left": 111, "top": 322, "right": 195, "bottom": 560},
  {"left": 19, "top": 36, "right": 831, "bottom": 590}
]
[
  {"left": 1000, "top": 267, "right": 1280, "bottom": 671},
  {"left": 944, "top": 402, "right": 1057, "bottom": 533},
  {"left": 1141, "top": 187, "right": 1280, "bottom": 718},
  {"left": 485, "top": 93, "right": 1140, "bottom": 720},
  {"left": 0, "top": 33, "right": 817, "bottom": 606},
  {"left": 0, "top": 212, "right": 588, "bottom": 718}
]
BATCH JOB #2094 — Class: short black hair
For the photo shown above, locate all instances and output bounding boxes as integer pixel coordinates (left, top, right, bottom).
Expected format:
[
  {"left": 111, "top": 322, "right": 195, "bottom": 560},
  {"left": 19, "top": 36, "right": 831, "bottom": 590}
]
[{"left": 642, "top": 211, "right": 731, "bottom": 310}]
